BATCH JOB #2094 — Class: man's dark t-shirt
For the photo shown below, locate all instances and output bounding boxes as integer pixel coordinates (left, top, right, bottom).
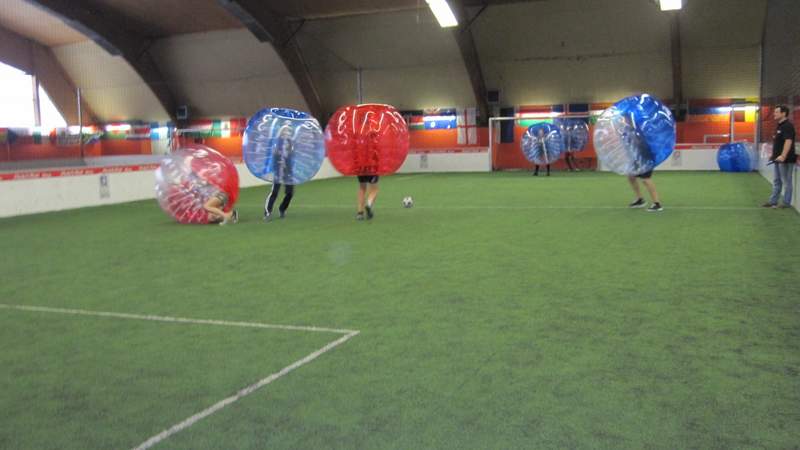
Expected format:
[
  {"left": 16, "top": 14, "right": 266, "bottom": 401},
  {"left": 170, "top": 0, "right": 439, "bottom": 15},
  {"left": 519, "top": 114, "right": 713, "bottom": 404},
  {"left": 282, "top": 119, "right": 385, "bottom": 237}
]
[{"left": 772, "top": 120, "right": 797, "bottom": 163}]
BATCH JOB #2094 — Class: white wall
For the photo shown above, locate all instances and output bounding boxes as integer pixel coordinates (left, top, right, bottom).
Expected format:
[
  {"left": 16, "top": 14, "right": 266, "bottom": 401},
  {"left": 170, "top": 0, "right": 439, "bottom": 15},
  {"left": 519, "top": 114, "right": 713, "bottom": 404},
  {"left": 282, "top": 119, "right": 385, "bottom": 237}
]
[
  {"left": 473, "top": 0, "right": 673, "bottom": 105},
  {"left": 471, "top": 0, "right": 765, "bottom": 105},
  {"left": 297, "top": 9, "right": 475, "bottom": 113},
  {"left": 680, "top": 0, "right": 765, "bottom": 99},
  {"left": 596, "top": 147, "right": 722, "bottom": 172},
  {"left": 150, "top": 29, "right": 309, "bottom": 119},
  {"left": 52, "top": 41, "right": 171, "bottom": 122},
  {"left": 0, "top": 150, "right": 495, "bottom": 218},
  {"left": 398, "top": 151, "right": 491, "bottom": 173},
  {"left": 0, "top": 158, "right": 341, "bottom": 218}
]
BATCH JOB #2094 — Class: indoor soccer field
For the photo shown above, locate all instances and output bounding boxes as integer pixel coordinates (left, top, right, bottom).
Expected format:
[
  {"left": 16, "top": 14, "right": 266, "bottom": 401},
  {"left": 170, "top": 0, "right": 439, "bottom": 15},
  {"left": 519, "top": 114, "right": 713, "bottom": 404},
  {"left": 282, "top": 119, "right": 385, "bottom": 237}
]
[{"left": 1, "top": 171, "right": 798, "bottom": 449}]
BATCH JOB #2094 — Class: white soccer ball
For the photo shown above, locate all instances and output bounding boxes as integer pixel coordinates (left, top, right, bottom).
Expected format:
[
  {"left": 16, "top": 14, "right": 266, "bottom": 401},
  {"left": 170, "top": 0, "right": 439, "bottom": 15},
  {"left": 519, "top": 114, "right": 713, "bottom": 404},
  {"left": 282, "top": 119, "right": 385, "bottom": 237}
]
[{"left": 402, "top": 196, "right": 414, "bottom": 208}]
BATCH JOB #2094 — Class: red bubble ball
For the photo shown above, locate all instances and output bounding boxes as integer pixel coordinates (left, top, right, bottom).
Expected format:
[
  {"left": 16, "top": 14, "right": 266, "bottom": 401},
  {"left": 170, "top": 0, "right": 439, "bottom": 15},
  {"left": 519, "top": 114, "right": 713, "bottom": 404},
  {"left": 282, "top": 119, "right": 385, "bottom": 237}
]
[
  {"left": 325, "top": 104, "right": 410, "bottom": 176},
  {"left": 155, "top": 145, "right": 239, "bottom": 224}
]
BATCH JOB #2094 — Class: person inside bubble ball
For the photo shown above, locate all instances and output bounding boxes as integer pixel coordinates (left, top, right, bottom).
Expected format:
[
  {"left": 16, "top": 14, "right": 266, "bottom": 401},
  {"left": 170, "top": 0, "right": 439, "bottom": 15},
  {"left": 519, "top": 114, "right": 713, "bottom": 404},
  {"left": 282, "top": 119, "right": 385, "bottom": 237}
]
[
  {"left": 613, "top": 115, "right": 663, "bottom": 212},
  {"left": 532, "top": 127, "right": 551, "bottom": 176},
  {"left": 356, "top": 131, "right": 381, "bottom": 220},
  {"left": 202, "top": 187, "right": 238, "bottom": 225},
  {"left": 563, "top": 123, "right": 580, "bottom": 172},
  {"left": 264, "top": 126, "right": 295, "bottom": 221},
  {"left": 178, "top": 170, "right": 237, "bottom": 225}
]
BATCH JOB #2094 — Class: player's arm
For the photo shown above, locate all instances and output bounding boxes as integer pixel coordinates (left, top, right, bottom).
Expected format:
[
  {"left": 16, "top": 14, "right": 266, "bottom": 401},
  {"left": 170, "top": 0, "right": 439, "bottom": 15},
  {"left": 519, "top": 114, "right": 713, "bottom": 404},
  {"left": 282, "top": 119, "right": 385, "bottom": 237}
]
[{"left": 776, "top": 127, "right": 794, "bottom": 162}]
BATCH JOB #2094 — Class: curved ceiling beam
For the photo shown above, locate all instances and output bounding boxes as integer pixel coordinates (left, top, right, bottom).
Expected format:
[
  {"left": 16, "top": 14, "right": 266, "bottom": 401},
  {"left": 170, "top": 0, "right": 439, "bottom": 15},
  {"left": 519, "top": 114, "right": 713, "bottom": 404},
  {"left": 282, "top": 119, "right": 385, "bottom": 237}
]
[
  {"left": 217, "top": 0, "right": 325, "bottom": 121},
  {"left": 0, "top": 24, "right": 97, "bottom": 124},
  {"left": 450, "top": 0, "right": 490, "bottom": 124},
  {"left": 22, "top": 0, "right": 178, "bottom": 122}
]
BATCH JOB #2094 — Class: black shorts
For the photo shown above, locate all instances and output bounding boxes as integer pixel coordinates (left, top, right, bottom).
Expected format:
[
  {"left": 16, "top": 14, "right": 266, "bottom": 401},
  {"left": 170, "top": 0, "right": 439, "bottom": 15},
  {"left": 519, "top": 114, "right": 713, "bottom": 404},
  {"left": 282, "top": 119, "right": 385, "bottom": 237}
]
[
  {"left": 636, "top": 170, "right": 653, "bottom": 179},
  {"left": 212, "top": 191, "right": 229, "bottom": 208},
  {"left": 357, "top": 175, "right": 379, "bottom": 184}
]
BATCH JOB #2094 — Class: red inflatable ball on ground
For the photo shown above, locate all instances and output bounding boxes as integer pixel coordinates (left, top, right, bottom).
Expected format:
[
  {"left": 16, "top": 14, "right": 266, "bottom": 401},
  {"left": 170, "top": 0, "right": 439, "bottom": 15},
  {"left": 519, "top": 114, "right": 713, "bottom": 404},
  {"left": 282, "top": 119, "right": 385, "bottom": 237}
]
[
  {"left": 154, "top": 145, "right": 239, "bottom": 224},
  {"left": 325, "top": 104, "right": 410, "bottom": 176}
]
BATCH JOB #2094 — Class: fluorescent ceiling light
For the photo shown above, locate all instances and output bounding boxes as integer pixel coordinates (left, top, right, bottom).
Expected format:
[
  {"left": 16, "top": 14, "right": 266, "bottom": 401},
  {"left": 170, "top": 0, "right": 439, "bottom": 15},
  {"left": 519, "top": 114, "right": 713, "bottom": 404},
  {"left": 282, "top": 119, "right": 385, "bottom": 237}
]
[
  {"left": 426, "top": 0, "right": 458, "bottom": 28},
  {"left": 659, "top": 0, "right": 682, "bottom": 11},
  {"left": 516, "top": 112, "right": 563, "bottom": 119},
  {"left": 105, "top": 124, "right": 132, "bottom": 132}
]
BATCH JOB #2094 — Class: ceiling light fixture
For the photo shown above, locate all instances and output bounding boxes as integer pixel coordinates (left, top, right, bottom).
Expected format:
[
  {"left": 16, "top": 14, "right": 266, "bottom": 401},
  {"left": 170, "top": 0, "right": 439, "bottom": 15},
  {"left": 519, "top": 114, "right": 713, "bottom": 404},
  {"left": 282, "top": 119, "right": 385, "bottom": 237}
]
[
  {"left": 659, "top": 0, "right": 683, "bottom": 11},
  {"left": 426, "top": 0, "right": 459, "bottom": 28}
]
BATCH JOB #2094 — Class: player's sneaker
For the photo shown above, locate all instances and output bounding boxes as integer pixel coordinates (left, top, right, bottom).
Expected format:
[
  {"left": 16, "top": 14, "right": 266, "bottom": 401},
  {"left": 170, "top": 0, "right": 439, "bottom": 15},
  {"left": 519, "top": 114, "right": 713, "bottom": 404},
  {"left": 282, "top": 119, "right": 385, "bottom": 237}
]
[
  {"left": 279, "top": 209, "right": 286, "bottom": 218},
  {"left": 761, "top": 202, "right": 777, "bottom": 208},
  {"left": 365, "top": 204, "right": 374, "bottom": 220},
  {"left": 263, "top": 210, "right": 272, "bottom": 222},
  {"left": 628, "top": 198, "right": 646, "bottom": 208},
  {"left": 646, "top": 203, "right": 664, "bottom": 212},
  {"left": 356, "top": 212, "right": 365, "bottom": 221}
]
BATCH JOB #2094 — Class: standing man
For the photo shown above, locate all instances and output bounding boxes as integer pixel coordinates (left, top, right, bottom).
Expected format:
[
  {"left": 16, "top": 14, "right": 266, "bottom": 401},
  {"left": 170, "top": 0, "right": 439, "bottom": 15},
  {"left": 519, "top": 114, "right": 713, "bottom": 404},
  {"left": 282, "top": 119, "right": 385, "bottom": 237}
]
[{"left": 763, "top": 105, "right": 796, "bottom": 208}]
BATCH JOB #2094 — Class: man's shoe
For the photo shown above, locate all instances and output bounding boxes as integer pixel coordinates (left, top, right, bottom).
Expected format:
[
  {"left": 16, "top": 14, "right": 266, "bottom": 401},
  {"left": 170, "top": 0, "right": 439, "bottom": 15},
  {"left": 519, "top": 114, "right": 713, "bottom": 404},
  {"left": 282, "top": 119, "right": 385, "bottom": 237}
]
[
  {"left": 365, "top": 204, "right": 374, "bottom": 220},
  {"left": 279, "top": 209, "right": 286, "bottom": 218},
  {"left": 629, "top": 198, "right": 646, "bottom": 208},
  {"left": 761, "top": 202, "right": 777, "bottom": 208},
  {"left": 356, "top": 212, "right": 365, "bottom": 221},
  {"left": 263, "top": 211, "right": 272, "bottom": 222},
  {"left": 778, "top": 204, "right": 791, "bottom": 209},
  {"left": 646, "top": 203, "right": 664, "bottom": 212}
]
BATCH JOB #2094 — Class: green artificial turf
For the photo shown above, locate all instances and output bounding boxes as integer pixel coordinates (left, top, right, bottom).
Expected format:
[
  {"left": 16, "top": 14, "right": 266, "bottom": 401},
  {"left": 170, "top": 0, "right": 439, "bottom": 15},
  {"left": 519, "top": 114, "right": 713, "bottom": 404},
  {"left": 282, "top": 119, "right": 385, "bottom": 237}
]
[{"left": 1, "top": 171, "right": 798, "bottom": 449}]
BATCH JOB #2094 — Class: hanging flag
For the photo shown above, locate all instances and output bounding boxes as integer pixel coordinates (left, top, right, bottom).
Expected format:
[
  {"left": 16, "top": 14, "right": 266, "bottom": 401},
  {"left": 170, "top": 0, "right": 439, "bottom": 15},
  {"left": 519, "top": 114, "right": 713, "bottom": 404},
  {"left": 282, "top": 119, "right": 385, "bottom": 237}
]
[
  {"left": 423, "top": 108, "right": 457, "bottom": 129},
  {"left": 457, "top": 108, "right": 478, "bottom": 145},
  {"left": 517, "top": 105, "right": 564, "bottom": 128},
  {"left": 401, "top": 110, "right": 425, "bottom": 130},
  {"left": 0, "top": 128, "right": 15, "bottom": 145}
]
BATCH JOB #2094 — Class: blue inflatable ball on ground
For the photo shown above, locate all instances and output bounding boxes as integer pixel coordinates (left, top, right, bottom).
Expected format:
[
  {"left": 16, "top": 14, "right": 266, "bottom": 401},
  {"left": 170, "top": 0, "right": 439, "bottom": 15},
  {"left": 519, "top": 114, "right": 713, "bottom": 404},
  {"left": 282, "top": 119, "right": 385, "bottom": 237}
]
[
  {"left": 592, "top": 94, "right": 676, "bottom": 176},
  {"left": 557, "top": 118, "right": 590, "bottom": 152},
  {"left": 243, "top": 108, "right": 325, "bottom": 185},
  {"left": 521, "top": 123, "right": 564, "bottom": 165},
  {"left": 717, "top": 142, "right": 752, "bottom": 172}
]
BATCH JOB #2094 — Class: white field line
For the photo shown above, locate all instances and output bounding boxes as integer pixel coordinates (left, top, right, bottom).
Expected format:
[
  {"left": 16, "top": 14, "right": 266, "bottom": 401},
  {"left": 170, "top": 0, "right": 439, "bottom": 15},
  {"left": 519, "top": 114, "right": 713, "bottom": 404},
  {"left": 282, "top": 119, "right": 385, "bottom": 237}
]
[
  {"left": 134, "top": 330, "right": 359, "bottom": 450},
  {"left": 0, "top": 304, "right": 356, "bottom": 334},
  {"left": 292, "top": 204, "right": 764, "bottom": 211},
  {"left": 0, "top": 304, "right": 359, "bottom": 450}
]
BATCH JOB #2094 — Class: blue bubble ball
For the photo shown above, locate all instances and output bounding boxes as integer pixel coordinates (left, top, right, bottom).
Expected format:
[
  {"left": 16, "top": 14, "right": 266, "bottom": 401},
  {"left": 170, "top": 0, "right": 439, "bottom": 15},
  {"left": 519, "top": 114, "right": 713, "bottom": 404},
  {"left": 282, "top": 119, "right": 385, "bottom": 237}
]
[
  {"left": 521, "top": 123, "right": 564, "bottom": 165},
  {"left": 557, "top": 118, "right": 590, "bottom": 152},
  {"left": 592, "top": 94, "right": 676, "bottom": 176},
  {"left": 717, "top": 142, "right": 752, "bottom": 172},
  {"left": 243, "top": 108, "right": 325, "bottom": 185}
]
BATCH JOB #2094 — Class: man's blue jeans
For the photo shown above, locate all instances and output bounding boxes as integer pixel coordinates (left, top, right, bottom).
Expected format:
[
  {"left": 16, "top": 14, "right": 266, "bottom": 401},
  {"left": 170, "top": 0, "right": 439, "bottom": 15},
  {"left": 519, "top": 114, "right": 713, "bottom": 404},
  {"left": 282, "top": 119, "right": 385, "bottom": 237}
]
[{"left": 769, "top": 162, "right": 794, "bottom": 206}]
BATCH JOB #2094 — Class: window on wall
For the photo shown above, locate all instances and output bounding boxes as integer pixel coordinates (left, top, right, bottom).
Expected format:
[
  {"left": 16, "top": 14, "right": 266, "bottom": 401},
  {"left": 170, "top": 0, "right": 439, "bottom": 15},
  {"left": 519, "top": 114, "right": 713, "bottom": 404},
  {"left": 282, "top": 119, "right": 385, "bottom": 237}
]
[{"left": 0, "top": 61, "right": 67, "bottom": 128}]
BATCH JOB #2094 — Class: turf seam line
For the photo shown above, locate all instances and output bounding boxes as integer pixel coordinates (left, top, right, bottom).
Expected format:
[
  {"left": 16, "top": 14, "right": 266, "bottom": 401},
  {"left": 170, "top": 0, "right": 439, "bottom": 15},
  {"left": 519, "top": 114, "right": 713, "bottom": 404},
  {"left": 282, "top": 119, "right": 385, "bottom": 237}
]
[{"left": 0, "top": 303, "right": 360, "bottom": 450}]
